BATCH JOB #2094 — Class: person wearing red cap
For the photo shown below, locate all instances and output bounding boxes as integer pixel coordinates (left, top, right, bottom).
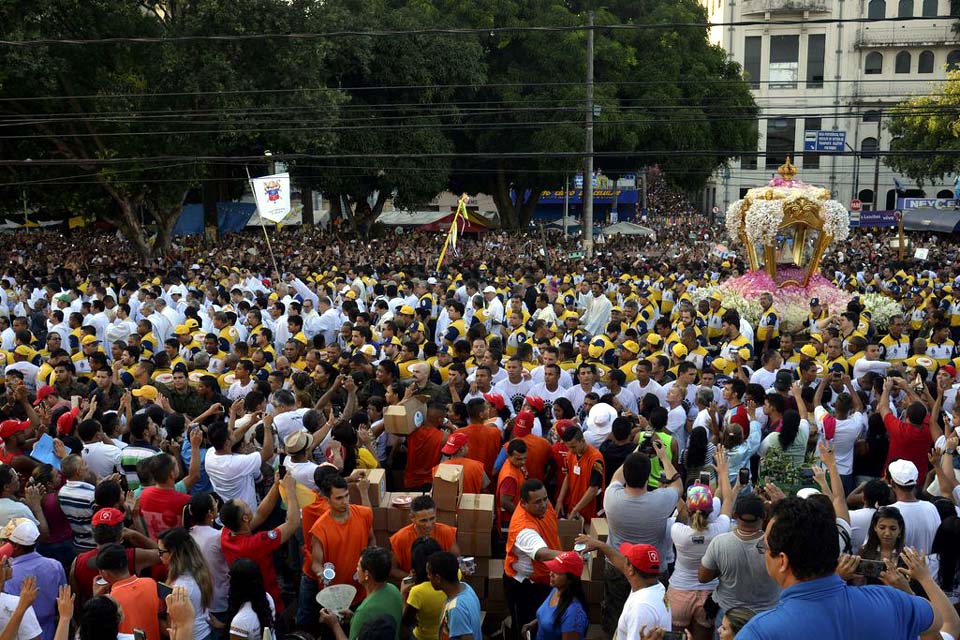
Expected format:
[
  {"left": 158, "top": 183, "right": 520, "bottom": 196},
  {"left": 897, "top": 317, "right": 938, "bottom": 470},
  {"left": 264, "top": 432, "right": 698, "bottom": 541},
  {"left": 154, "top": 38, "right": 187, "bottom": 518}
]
[
  {"left": 451, "top": 398, "right": 502, "bottom": 478},
  {"left": 496, "top": 440, "right": 528, "bottom": 533},
  {"left": 520, "top": 550, "right": 589, "bottom": 640},
  {"left": 575, "top": 534, "right": 670, "bottom": 639},
  {"left": 495, "top": 409, "right": 553, "bottom": 483},
  {"left": 0, "top": 419, "right": 32, "bottom": 465},
  {"left": 403, "top": 404, "right": 445, "bottom": 492},
  {"left": 432, "top": 432, "right": 488, "bottom": 494},
  {"left": 504, "top": 478, "right": 564, "bottom": 640},
  {"left": 555, "top": 425, "right": 605, "bottom": 524}
]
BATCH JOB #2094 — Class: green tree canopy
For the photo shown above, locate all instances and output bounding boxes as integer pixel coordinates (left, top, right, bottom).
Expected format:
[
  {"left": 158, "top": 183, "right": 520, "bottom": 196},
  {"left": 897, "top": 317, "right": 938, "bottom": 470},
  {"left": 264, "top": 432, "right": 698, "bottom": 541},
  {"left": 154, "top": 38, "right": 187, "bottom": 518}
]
[{"left": 887, "top": 70, "right": 960, "bottom": 186}]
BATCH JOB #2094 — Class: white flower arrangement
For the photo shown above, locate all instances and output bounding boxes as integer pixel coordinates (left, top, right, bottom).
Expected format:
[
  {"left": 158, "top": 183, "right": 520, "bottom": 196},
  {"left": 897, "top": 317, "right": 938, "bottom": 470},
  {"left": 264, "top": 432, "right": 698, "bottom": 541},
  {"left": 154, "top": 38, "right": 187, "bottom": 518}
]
[
  {"left": 861, "top": 292, "right": 902, "bottom": 332},
  {"left": 690, "top": 286, "right": 762, "bottom": 326},
  {"left": 743, "top": 200, "right": 785, "bottom": 248},
  {"left": 725, "top": 200, "right": 743, "bottom": 243},
  {"left": 820, "top": 200, "right": 851, "bottom": 242}
]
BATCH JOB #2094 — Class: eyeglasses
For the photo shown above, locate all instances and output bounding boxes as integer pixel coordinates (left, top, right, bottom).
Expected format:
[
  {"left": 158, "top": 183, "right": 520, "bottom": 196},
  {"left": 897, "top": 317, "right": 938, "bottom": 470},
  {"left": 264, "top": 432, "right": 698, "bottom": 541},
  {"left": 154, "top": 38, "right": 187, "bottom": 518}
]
[{"left": 158, "top": 549, "right": 171, "bottom": 556}]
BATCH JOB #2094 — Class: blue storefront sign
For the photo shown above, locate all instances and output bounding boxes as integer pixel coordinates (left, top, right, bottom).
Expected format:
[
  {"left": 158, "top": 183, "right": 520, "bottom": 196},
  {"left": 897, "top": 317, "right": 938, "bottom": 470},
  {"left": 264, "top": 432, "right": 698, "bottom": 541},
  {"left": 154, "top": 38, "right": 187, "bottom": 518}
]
[
  {"left": 897, "top": 197, "right": 960, "bottom": 209},
  {"left": 537, "top": 188, "right": 639, "bottom": 205}
]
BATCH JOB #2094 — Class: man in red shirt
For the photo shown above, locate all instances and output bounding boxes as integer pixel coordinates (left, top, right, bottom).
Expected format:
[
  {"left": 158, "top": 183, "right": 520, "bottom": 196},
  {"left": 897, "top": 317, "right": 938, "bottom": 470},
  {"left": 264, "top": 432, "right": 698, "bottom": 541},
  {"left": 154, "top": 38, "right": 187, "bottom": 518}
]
[
  {"left": 722, "top": 378, "right": 750, "bottom": 438},
  {"left": 389, "top": 495, "right": 459, "bottom": 580},
  {"left": 220, "top": 472, "right": 301, "bottom": 613},
  {"left": 139, "top": 429, "right": 202, "bottom": 539},
  {"left": 879, "top": 377, "right": 937, "bottom": 476},
  {"left": 403, "top": 404, "right": 445, "bottom": 491},
  {"left": 452, "top": 397, "right": 502, "bottom": 478}
]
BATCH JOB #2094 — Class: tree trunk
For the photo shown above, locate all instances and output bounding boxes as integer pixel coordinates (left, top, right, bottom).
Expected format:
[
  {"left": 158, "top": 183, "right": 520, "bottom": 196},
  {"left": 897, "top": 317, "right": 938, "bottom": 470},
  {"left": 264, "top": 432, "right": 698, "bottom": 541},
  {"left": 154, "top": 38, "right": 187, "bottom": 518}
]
[
  {"left": 490, "top": 163, "right": 519, "bottom": 229},
  {"left": 150, "top": 206, "right": 180, "bottom": 261}
]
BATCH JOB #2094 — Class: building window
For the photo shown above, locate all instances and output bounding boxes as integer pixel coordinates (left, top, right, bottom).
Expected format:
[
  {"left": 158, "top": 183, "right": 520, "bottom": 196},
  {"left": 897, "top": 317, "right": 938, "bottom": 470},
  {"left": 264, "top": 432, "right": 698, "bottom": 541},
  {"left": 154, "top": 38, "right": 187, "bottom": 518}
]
[
  {"left": 898, "top": 0, "right": 914, "bottom": 16},
  {"left": 861, "top": 137, "right": 879, "bottom": 159},
  {"left": 949, "top": 50, "right": 960, "bottom": 71},
  {"left": 769, "top": 35, "right": 800, "bottom": 89},
  {"left": 868, "top": 0, "right": 886, "bottom": 18},
  {"left": 742, "top": 119, "right": 759, "bottom": 169},
  {"left": 865, "top": 52, "right": 883, "bottom": 74},
  {"left": 859, "top": 189, "right": 875, "bottom": 209},
  {"left": 766, "top": 117, "right": 796, "bottom": 169},
  {"left": 938, "top": 189, "right": 955, "bottom": 198},
  {"left": 918, "top": 50, "right": 935, "bottom": 73},
  {"left": 744, "top": 36, "right": 762, "bottom": 89},
  {"left": 803, "top": 118, "right": 822, "bottom": 169},
  {"left": 806, "top": 34, "right": 825, "bottom": 88},
  {"left": 922, "top": 0, "right": 938, "bottom": 15},
  {"left": 895, "top": 51, "right": 912, "bottom": 73},
  {"left": 863, "top": 110, "right": 882, "bottom": 122}
]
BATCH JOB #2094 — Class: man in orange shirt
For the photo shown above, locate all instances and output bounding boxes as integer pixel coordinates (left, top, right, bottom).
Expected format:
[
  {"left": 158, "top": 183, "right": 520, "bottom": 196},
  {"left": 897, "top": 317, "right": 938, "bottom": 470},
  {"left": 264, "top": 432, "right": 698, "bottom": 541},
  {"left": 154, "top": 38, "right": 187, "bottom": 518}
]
[
  {"left": 507, "top": 409, "right": 553, "bottom": 482},
  {"left": 433, "top": 432, "right": 489, "bottom": 493},
  {"left": 310, "top": 474, "right": 375, "bottom": 607},
  {"left": 496, "top": 439, "right": 528, "bottom": 532},
  {"left": 388, "top": 495, "right": 460, "bottom": 580},
  {"left": 404, "top": 404, "right": 446, "bottom": 490},
  {"left": 96, "top": 543, "right": 162, "bottom": 640},
  {"left": 452, "top": 397, "right": 502, "bottom": 478},
  {"left": 555, "top": 425, "right": 605, "bottom": 524},
  {"left": 504, "top": 479, "right": 563, "bottom": 640},
  {"left": 297, "top": 464, "right": 341, "bottom": 633}
]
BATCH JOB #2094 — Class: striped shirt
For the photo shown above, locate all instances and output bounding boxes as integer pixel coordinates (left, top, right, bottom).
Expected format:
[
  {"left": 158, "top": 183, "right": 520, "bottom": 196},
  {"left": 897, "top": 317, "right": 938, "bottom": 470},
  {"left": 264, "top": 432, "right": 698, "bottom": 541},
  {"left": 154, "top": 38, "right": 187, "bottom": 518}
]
[
  {"left": 57, "top": 480, "right": 96, "bottom": 550},
  {"left": 120, "top": 442, "right": 161, "bottom": 491}
]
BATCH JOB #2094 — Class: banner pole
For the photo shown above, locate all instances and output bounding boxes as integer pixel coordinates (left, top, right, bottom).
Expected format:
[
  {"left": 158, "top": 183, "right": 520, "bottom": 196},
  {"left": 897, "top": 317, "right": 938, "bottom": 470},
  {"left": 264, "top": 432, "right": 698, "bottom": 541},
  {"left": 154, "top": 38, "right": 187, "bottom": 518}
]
[{"left": 246, "top": 166, "right": 282, "bottom": 280}]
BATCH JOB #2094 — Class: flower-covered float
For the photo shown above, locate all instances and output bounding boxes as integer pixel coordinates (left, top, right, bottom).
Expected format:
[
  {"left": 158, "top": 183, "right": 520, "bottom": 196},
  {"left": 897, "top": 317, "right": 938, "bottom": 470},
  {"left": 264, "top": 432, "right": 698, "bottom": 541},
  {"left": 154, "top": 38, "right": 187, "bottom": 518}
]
[{"left": 693, "top": 158, "right": 893, "bottom": 333}]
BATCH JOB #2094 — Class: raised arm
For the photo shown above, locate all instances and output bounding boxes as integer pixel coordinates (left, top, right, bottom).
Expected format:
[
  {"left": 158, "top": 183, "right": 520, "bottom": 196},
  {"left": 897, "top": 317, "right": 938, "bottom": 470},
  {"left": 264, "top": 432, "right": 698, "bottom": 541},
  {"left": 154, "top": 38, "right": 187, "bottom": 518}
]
[
  {"left": 843, "top": 375, "right": 863, "bottom": 413},
  {"left": 878, "top": 378, "right": 893, "bottom": 418},
  {"left": 792, "top": 381, "right": 808, "bottom": 423},
  {"left": 816, "top": 441, "right": 850, "bottom": 524}
]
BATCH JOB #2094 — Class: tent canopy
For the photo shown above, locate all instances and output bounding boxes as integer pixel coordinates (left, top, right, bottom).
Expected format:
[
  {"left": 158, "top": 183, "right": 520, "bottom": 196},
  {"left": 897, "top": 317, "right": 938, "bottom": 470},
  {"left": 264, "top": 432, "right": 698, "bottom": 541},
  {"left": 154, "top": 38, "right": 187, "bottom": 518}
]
[
  {"left": 601, "top": 221, "right": 654, "bottom": 237},
  {"left": 377, "top": 209, "right": 497, "bottom": 231},
  {"left": 902, "top": 207, "right": 960, "bottom": 233}
]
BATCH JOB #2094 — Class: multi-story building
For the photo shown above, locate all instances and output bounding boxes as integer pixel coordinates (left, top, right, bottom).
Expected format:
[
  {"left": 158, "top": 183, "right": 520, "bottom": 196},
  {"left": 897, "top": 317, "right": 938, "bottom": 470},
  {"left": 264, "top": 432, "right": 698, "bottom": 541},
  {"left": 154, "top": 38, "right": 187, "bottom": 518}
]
[{"left": 702, "top": 0, "right": 959, "bottom": 213}]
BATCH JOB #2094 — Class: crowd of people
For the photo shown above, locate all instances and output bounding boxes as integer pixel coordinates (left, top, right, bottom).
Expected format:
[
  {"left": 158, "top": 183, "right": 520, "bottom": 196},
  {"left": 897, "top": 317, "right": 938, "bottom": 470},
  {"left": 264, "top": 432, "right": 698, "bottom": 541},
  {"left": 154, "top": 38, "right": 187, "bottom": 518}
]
[{"left": 0, "top": 208, "right": 957, "bottom": 640}]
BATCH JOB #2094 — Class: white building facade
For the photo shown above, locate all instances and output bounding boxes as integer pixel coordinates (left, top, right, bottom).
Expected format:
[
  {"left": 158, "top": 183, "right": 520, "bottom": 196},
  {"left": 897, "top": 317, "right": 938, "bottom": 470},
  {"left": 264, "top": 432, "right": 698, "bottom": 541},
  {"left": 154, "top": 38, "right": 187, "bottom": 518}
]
[{"left": 702, "top": 0, "right": 959, "bottom": 213}]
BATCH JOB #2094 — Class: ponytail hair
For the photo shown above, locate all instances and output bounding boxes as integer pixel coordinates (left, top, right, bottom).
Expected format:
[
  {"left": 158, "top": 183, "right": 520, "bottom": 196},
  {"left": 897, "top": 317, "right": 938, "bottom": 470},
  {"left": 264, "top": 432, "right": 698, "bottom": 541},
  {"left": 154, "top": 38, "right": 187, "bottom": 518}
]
[{"left": 183, "top": 492, "right": 218, "bottom": 529}]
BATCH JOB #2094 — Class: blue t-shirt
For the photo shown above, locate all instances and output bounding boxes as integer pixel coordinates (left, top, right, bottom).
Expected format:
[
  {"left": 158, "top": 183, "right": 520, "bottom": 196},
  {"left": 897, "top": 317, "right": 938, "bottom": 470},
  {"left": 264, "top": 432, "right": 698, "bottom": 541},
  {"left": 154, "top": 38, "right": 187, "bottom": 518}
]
[
  {"left": 180, "top": 441, "right": 212, "bottom": 495},
  {"left": 442, "top": 583, "right": 482, "bottom": 640},
  {"left": 737, "top": 574, "right": 934, "bottom": 640},
  {"left": 535, "top": 588, "right": 589, "bottom": 640}
]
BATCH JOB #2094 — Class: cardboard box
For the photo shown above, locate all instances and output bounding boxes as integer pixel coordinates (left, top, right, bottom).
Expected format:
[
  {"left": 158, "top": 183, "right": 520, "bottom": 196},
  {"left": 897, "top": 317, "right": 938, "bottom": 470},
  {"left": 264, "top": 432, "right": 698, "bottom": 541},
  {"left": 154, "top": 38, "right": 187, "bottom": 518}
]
[
  {"left": 372, "top": 492, "right": 390, "bottom": 531},
  {"left": 588, "top": 517, "right": 608, "bottom": 542},
  {"left": 458, "top": 493, "right": 495, "bottom": 532},
  {"left": 463, "top": 574, "right": 486, "bottom": 598},
  {"left": 590, "top": 551, "right": 605, "bottom": 580},
  {"left": 476, "top": 557, "right": 501, "bottom": 578},
  {"left": 581, "top": 557, "right": 603, "bottom": 601},
  {"left": 436, "top": 510, "right": 457, "bottom": 527},
  {"left": 349, "top": 468, "right": 386, "bottom": 507},
  {"left": 487, "top": 573, "right": 505, "bottom": 602},
  {"left": 383, "top": 398, "right": 427, "bottom": 435},
  {"left": 458, "top": 531, "right": 492, "bottom": 557},
  {"left": 558, "top": 518, "right": 583, "bottom": 537},
  {"left": 432, "top": 464, "right": 463, "bottom": 511}
]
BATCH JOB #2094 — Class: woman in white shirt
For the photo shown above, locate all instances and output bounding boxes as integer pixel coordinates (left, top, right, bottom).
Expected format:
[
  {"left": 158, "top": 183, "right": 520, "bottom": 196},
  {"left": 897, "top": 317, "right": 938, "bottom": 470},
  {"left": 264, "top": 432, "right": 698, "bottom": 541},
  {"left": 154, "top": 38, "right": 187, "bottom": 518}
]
[
  {"left": 158, "top": 527, "right": 214, "bottom": 640},
  {"left": 668, "top": 448, "right": 735, "bottom": 640},
  {"left": 227, "top": 559, "right": 275, "bottom": 640}
]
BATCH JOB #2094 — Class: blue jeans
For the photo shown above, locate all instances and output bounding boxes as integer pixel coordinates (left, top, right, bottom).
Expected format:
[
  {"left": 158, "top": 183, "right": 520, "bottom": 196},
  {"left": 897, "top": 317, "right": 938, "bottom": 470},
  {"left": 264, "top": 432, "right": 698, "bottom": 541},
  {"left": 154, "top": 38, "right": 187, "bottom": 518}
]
[{"left": 297, "top": 574, "right": 320, "bottom": 632}]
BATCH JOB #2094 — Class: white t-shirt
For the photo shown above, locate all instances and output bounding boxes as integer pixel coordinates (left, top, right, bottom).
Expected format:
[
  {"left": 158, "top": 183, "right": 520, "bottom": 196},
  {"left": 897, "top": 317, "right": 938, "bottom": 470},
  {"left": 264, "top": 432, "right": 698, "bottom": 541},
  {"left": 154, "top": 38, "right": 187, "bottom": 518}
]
[
  {"left": 204, "top": 450, "right": 262, "bottom": 508},
  {"left": 283, "top": 458, "right": 319, "bottom": 490},
  {"left": 172, "top": 574, "right": 211, "bottom": 640},
  {"left": 0, "top": 593, "right": 42, "bottom": 640},
  {"left": 666, "top": 405, "right": 688, "bottom": 453},
  {"left": 229, "top": 594, "right": 275, "bottom": 640},
  {"left": 508, "top": 528, "right": 548, "bottom": 582},
  {"left": 849, "top": 507, "right": 876, "bottom": 553},
  {"left": 669, "top": 515, "right": 732, "bottom": 591},
  {"left": 274, "top": 408, "right": 309, "bottom": 444},
  {"left": 628, "top": 379, "right": 666, "bottom": 406},
  {"left": 616, "top": 582, "right": 671, "bottom": 640},
  {"left": 893, "top": 499, "right": 942, "bottom": 554},
  {"left": 749, "top": 367, "right": 778, "bottom": 391},
  {"left": 81, "top": 441, "right": 123, "bottom": 479},
  {"left": 831, "top": 412, "right": 866, "bottom": 475},
  {"left": 227, "top": 379, "right": 256, "bottom": 401},
  {"left": 190, "top": 525, "right": 229, "bottom": 613}
]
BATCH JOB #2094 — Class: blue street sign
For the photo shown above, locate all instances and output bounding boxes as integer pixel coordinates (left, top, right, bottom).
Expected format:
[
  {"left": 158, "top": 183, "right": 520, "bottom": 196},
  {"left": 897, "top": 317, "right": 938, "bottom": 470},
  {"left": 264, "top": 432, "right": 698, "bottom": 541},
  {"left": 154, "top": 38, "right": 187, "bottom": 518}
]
[{"left": 803, "top": 130, "right": 846, "bottom": 152}]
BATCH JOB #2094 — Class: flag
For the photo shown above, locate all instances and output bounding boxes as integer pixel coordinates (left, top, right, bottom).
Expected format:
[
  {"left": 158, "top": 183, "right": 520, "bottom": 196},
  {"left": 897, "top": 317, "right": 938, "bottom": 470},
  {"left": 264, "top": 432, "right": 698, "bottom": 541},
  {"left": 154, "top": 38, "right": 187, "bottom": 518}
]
[
  {"left": 893, "top": 177, "right": 904, "bottom": 194},
  {"left": 251, "top": 173, "right": 291, "bottom": 223}
]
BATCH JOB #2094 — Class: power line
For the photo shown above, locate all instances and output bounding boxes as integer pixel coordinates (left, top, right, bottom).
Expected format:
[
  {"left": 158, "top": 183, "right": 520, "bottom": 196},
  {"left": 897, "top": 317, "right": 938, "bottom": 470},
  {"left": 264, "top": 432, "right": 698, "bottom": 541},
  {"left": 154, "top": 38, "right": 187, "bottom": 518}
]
[{"left": 0, "top": 15, "right": 951, "bottom": 46}]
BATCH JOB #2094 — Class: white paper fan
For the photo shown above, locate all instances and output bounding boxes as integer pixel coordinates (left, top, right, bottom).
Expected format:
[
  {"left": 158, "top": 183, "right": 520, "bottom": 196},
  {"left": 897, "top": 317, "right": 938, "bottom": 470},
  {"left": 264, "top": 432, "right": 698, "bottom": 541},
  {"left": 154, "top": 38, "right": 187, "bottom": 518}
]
[{"left": 316, "top": 584, "right": 357, "bottom": 613}]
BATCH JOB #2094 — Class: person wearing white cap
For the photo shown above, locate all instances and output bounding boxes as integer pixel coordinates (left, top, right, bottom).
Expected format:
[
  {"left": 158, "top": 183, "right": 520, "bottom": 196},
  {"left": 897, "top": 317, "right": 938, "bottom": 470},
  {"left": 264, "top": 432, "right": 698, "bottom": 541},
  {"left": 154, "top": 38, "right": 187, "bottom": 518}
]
[
  {"left": 584, "top": 402, "right": 618, "bottom": 448},
  {"left": 888, "top": 458, "right": 942, "bottom": 556},
  {"left": 5, "top": 518, "right": 65, "bottom": 639},
  {"left": 482, "top": 285, "right": 504, "bottom": 329}
]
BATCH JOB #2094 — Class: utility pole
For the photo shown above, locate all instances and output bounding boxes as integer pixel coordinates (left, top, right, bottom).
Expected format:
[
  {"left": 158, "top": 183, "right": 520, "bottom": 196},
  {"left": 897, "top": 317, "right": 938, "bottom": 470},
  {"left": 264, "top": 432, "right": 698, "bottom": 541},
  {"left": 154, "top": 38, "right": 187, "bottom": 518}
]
[
  {"left": 872, "top": 111, "right": 882, "bottom": 211},
  {"left": 583, "top": 11, "right": 595, "bottom": 258},
  {"left": 563, "top": 174, "right": 570, "bottom": 236}
]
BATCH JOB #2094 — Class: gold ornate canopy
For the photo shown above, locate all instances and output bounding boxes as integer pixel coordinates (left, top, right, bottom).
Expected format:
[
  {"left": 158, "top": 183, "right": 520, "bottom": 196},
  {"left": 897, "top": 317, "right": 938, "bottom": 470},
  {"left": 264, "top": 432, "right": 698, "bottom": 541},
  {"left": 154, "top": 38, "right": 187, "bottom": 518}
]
[{"left": 728, "top": 158, "right": 848, "bottom": 288}]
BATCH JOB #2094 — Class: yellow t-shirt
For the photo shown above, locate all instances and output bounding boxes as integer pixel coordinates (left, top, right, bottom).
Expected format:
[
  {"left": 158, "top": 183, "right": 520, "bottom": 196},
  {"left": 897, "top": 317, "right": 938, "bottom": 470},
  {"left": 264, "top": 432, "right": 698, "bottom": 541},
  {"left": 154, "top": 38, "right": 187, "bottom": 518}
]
[
  {"left": 407, "top": 581, "right": 447, "bottom": 640},
  {"left": 357, "top": 447, "right": 380, "bottom": 469}
]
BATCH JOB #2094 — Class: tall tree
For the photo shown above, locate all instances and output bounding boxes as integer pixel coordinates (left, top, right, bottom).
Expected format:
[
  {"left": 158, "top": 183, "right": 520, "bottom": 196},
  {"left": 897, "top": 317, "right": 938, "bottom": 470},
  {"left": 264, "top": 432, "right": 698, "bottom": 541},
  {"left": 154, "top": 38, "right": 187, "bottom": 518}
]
[
  {"left": 887, "top": 70, "right": 960, "bottom": 186},
  {"left": 0, "top": 0, "right": 338, "bottom": 260}
]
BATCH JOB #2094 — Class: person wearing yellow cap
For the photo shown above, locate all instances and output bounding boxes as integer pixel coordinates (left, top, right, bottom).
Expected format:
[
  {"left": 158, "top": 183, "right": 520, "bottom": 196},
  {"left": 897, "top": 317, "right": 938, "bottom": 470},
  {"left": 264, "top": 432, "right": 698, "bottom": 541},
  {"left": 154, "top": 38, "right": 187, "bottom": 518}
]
[
  {"left": 618, "top": 339, "right": 640, "bottom": 382},
  {"left": 72, "top": 333, "right": 102, "bottom": 376},
  {"left": 718, "top": 310, "right": 754, "bottom": 365},
  {"left": 705, "top": 291, "right": 727, "bottom": 344},
  {"left": 174, "top": 325, "right": 202, "bottom": 362}
]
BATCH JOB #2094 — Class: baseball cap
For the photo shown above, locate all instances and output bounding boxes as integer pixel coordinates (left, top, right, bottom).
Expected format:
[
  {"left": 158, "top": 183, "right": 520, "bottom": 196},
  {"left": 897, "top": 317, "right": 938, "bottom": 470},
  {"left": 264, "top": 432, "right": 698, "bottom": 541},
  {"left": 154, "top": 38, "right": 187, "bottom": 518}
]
[
  {"left": 800, "top": 344, "right": 819, "bottom": 358},
  {"left": 80, "top": 335, "right": 99, "bottom": 346},
  {"left": 359, "top": 344, "right": 377, "bottom": 357},
  {"left": 543, "top": 551, "right": 585, "bottom": 576},
  {"left": 671, "top": 343, "right": 688, "bottom": 359},
  {"left": 33, "top": 385, "right": 56, "bottom": 406},
  {"left": 796, "top": 487, "right": 822, "bottom": 500},
  {"left": 173, "top": 324, "right": 191, "bottom": 336},
  {"left": 57, "top": 407, "right": 80, "bottom": 435},
  {"left": 13, "top": 345, "right": 32, "bottom": 357},
  {"left": 646, "top": 334, "right": 663, "bottom": 347},
  {"left": 810, "top": 297, "right": 821, "bottom": 307},
  {"left": 687, "top": 484, "right": 714, "bottom": 513},
  {"left": 0, "top": 419, "right": 30, "bottom": 440},
  {"left": 132, "top": 385, "right": 159, "bottom": 401},
  {"left": 441, "top": 432, "right": 468, "bottom": 455},
  {"left": 524, "top": 395, "right": 545, "bottom": 413},
  {"left": 888, "top": 459, "right": 919, "bottom": 486},
  {"left": 774, "top": 369, "right": 794, "bottom": 391},
  {"left": 513, "top": 410, "right": 535, "bottom": 437},
  {"left": 621, "top": 340, "right": 639, "bottom": 354},
  {"left": 943, "top": 365, "right": 958, "bottom": 378},
  {"left": 284, "top": 430, "right": 310, "bottom": 454},
  {"left": 618, "top": 543, "right": 661, "bottom": 575},
  {"left": 734, "top": 493, "right": 765, "bottom": 522},
  {"left": 399, "top": 305, "right": 415, "bottom": 316},
  {"left": 9, "top": 520, "right": 39, "bottom": 546},
  {"left": 93, "top": 507, "right": 125, "bottom": 527},
  {"left": 483, "top": 392, "right": 506, "bottom": 412},
  {"left": 482, "top": 286, "right": 497, "bottom": 294}
]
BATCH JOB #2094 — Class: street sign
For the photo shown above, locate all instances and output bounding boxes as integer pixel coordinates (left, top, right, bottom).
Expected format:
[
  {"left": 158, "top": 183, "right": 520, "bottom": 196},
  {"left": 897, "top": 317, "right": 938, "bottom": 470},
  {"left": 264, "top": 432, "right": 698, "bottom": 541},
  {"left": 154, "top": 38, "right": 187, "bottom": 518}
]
[
  {"left": 803, "top": 130, "right": 847, "bottom": 153},
  {"left": 850, "top": 199, "right": 862, "bottom": 212}
]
